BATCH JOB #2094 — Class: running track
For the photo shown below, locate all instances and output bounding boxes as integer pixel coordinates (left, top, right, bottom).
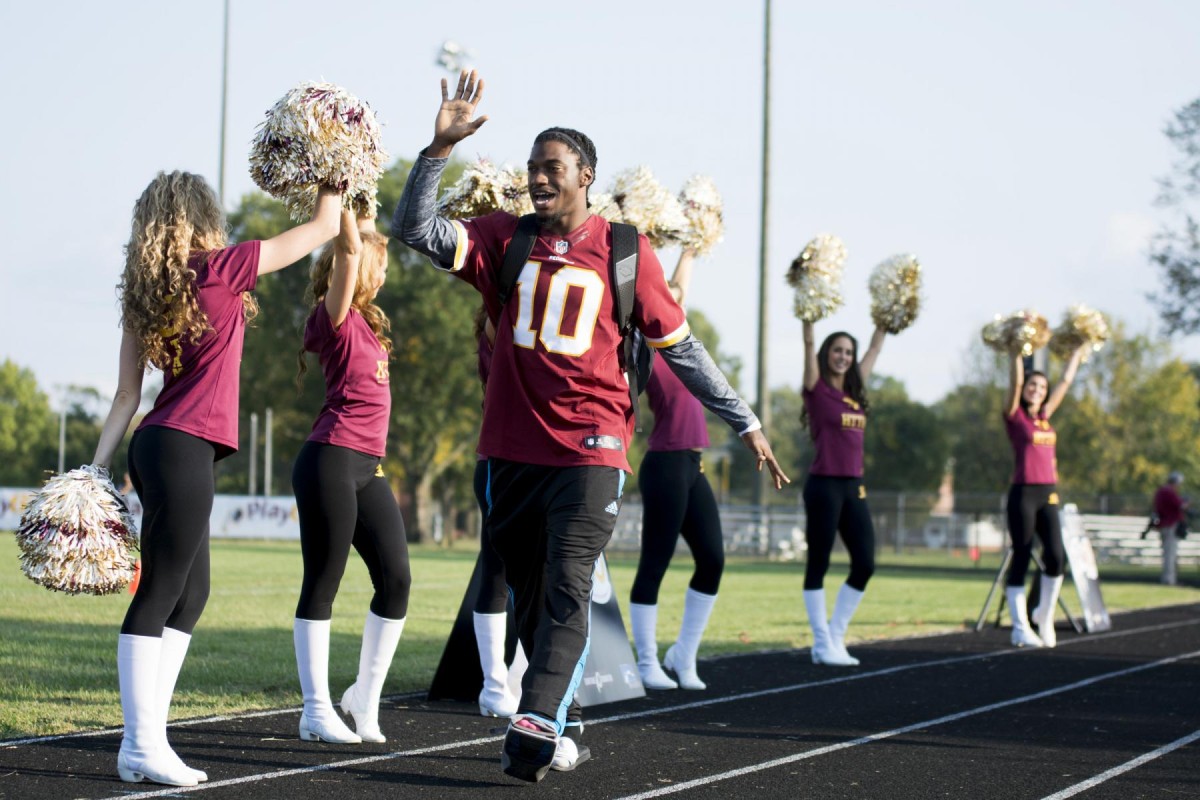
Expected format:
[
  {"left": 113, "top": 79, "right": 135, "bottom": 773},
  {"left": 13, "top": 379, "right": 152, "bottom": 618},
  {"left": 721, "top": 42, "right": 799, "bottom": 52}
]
[{"left": 2, "top": 604, "right": 1197, "bottom": 799}]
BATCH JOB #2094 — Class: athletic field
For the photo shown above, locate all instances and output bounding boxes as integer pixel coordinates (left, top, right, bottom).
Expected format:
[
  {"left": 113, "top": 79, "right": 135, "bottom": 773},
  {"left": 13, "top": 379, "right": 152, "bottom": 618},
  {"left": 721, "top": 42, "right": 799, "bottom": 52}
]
[{"left": 1, "top": 537, "right": 1197, "bottom": 797}]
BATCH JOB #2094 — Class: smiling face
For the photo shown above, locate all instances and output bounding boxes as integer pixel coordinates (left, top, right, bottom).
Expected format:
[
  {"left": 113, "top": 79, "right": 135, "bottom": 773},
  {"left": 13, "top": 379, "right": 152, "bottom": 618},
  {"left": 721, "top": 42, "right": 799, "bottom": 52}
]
[
  {"left": 527, "top": 139, "right": 593, "bottom": 232},
  {"left": 1022, "top": 373, "right": 1049, "bottom": 412},
  {"left": 825, "top": 335, "right": 857, "bottom": 376}
]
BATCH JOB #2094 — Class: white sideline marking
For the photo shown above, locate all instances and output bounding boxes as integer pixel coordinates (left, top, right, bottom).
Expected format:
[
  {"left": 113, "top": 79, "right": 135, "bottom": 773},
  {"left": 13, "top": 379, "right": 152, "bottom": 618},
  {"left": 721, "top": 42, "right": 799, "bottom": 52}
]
[
  {"left": 73, "top": 632, "right": 1200, "bottom": 799},
  {"left": 6, "top": 617, "right": 1195, "bottom": 751},
  {"left": 0, "top": 692, "right": 426, "bottom": 748},
  {"left": 1038, "top": 729, "right": 1200, "bottom": 800},
  {"left": 610, "top": 650, "right": 1200, "bottom": 800}
]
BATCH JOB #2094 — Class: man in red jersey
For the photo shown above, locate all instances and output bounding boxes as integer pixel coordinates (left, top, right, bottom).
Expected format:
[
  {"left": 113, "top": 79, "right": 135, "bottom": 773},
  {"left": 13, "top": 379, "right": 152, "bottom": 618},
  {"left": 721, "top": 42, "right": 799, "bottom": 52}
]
[{"left": 393, "top": 70, "right": 789, "bottom": 783}]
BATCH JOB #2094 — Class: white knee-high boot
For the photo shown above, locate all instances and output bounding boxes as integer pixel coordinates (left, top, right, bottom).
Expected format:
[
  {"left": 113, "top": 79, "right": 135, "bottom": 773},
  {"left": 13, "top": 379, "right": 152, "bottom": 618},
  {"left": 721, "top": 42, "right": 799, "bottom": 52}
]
[
  {"left": 294, "top": 618, "right": 360, "bottom": 744},
  {"left": 1035, "top": 575, "right": 1064, "bottom": 648},
  {"left": 1005, "top": 586, "right": 1043, "bottom": 648},
  {"left": 340, "top": 611, "right": 406, "bottom": 742},
  {"left": 157, "top": 628, "right": 207, "bottom": 782},
  {"left": 804, "top": 589, "right": 856, "bottom": 666},
  {"left": 827, "top": 584, "right": 864, "bottom": 666},
  {"left": 664, "top": 589, "right": 717, "bottom": 690},
  {"left": 628, "top": 602, "right": 677, "bottom": 689},
  {"left": 116, "top": 634, "right": 199, "bottom": 786},
  {"left": 473, "top": 612, "right": 519, "bottom": 717}
]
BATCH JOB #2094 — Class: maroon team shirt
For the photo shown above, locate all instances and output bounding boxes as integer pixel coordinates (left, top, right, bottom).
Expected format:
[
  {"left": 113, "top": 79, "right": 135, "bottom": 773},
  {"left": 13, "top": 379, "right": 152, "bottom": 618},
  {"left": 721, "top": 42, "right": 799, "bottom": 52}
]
[
  {"left": 1005, "top": 408, "right": 1057, "bottom": 485},
  {"left": 441, "top": 212, "right": 689, "bottom": 471},
  {"left": 646, "top": 359, "right": 709, "bottom": 452},
  {"left": 138, "top": 240, "right": 260, "bottom": 454},
  {"left": 304, "top": 304, "right": 391, "bottom": 458},
  {"left": 1153, "top": 485, "right": 1183, "bottom": 528},
  {"left": 803, "top": 378, "right": 866, "bottom": 478}
]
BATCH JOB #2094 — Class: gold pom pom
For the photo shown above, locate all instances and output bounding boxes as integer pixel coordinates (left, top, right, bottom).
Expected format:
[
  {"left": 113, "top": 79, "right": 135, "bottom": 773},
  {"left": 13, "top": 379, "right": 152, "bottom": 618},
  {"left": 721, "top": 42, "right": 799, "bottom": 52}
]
[
  {"left": 609, "top": 166, "right": 688, "bottom": 248},
  {"left": 1050, "top": 304, "right": 1110, "bottom": 361},
  {"left": 869, "top": 254, "right": 922, "bottom": 334},
  {"left": 16, "top": 465, "right": 140, "bottom": 595},
  {"left": 981, "top": 309, "right": 1051, "bottom": 356},
  {"left": 438, "top": 157, "right": 532, "bottom": 218},
  {"left": 787, "top": 234, "right": 847, "bottom": 322},
  {"left": 249, "top": 82, "right": 388, "bottom": 221},
  {"left": 677, "top": 175, "right": 724, "bottom": 256}
]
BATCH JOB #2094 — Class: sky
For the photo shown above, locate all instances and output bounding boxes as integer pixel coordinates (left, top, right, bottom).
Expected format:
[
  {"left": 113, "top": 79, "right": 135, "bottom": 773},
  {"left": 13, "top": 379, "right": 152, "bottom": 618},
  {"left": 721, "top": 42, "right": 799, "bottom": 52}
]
[{"left": 3, "top": 0, "right": 1199, "bottom": 408}]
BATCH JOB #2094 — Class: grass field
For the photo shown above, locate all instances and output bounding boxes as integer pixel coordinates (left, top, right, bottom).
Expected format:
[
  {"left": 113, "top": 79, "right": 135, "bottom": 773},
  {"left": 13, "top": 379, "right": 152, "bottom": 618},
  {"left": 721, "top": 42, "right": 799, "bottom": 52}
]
[{"left": 1, "top": 533, "right": 1196, "bottom": 738}]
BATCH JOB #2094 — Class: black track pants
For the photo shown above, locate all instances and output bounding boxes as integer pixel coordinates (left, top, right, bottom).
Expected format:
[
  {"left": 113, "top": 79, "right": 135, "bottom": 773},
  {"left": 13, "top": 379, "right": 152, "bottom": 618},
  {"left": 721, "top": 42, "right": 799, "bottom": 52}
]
[
  {"left": 1005, "top": 483, "right": 1065, "bottom": 584},
  {"left": 802, "top": 474, "right": 876, "bottom": 591}
]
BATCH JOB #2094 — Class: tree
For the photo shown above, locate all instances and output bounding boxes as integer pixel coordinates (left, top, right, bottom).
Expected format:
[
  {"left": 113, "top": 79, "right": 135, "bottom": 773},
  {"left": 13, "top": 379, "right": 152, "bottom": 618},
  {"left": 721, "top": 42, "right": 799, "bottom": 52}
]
[
  {"left": 0, "top": 360, "right": 56, "bottom": 485},
  {"left": 934, "top": 342, "right": 1011, "bottom": 496},
  {"left": 1151, "top": 97, "right": 1200, "bottom": 333},
  {"left": 1053, "top": 325, "right": 1200, "bottom": 498},
  {"left": 863, "top": 375, "right": 947, "bottom": 492}
]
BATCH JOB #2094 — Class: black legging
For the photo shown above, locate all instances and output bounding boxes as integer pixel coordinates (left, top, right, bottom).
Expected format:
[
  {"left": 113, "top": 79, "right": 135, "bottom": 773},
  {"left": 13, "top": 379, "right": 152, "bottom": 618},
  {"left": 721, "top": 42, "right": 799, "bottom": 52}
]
[
  {"left": 631, "top": 450, "right": 724, "bottom": 604},
  {"left": 122, "top": 425, "right": 215, "bottom": 637},
  {"left": 1006, "top": 483, "right": 1065, "bottom": 585},
  {"left": 473, "top": 459, "right": 509, "bottom": 614},
  {"left": 293, "top": 442, "right": 411, "bottom": 621},
  {"left": 802, "top": 475, "right": 876, "bottom": 591}
]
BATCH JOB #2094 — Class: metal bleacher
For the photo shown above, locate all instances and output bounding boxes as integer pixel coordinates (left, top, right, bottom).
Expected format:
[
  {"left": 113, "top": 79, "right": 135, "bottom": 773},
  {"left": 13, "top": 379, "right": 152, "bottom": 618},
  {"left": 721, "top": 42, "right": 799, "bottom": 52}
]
[{"left": 1080, "top": 514, "right": 1200, "bottom": 568}]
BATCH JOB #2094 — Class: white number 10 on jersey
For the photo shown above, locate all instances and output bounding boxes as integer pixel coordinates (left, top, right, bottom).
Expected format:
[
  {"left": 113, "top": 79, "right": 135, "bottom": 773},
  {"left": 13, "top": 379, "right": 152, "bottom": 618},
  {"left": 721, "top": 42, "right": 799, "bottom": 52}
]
[{"left": 511, "top": 262, "right": 605, "bottom": 357}]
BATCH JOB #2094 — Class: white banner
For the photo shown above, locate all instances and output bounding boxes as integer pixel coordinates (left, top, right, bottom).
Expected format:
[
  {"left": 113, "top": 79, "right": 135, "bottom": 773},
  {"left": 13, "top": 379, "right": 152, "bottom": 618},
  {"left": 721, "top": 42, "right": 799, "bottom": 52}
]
[{"left": 1, "top": 487, "right": 301, "bottom": 540}]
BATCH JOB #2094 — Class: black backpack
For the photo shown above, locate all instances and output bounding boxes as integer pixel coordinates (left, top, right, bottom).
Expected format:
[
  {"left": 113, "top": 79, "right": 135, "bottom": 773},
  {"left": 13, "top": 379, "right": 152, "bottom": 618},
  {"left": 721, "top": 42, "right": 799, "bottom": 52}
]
[{"left": 498, "top": 214, "right": 654, "bottom": 430}]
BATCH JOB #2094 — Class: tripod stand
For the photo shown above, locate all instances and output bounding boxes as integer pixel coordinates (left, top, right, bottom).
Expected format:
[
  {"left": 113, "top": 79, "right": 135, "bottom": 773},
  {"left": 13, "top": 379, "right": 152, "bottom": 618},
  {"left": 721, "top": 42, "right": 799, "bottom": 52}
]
[{"left": 973, "top": 547, "right": 1083, "bottom": 633}]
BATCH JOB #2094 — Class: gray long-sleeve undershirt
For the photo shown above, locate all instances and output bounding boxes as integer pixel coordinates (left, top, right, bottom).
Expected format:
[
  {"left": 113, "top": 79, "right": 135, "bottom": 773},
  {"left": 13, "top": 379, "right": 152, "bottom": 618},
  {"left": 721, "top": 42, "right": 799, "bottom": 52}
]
[{"left": 392, "top": 153, "right": 762, "bottom": 437}]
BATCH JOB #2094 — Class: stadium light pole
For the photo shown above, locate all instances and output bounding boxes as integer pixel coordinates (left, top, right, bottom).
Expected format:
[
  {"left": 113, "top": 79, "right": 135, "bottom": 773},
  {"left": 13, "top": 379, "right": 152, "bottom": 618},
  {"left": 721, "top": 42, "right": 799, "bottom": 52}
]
[
  {"left": 217, "top": 0, "right": 230, "bottom": 206},
  {"left": 753, "top": 0, "right": 773, "bottom": 510}
]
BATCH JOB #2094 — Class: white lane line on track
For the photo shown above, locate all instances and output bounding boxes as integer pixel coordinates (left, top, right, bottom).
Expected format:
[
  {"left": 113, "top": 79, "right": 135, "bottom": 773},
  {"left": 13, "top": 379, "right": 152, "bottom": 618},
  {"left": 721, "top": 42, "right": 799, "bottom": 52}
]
[
  {"left": 609, "top": 649, "right": 1200, "bottom": 800},
  {"left": 73, "top": 629, "right": 1200, "bottom": 799},
  {"left": 1038, "top": 729, "right": 1200, "bottom": 800},
  {"left": 12, "top": 616, "right": 1197, "bottom": 751},
  {"left": 0, "top": 692, "right": 428, "bottom": 748}
]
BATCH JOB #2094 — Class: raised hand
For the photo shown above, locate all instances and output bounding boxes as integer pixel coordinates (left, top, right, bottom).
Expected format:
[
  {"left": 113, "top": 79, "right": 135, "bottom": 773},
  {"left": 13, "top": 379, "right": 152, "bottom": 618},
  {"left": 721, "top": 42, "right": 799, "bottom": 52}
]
[
  {"left": 334, "top": 209, "right": 362, "bottom": 256},
  {"left": 429, "top": 69, "right": 488, "bottom": 156}
]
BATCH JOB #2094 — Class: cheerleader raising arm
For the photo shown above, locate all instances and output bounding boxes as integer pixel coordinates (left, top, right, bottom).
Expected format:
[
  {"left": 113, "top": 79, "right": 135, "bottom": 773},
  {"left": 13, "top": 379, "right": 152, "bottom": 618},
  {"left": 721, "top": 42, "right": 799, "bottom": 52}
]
[
  {"left": 1042, "top": 344, "right": 1087, "bottom": 419},
  {"left": 323, "top": 210, "right": 366, "bottom": 328},
  {"left": 802, "top": 320, "right": 819, "bottom": 392},
  {"left": 856, "top": 327, "right": 887, "bottom": 386},
  {"left": 258, "top": 186, "right": 343, "bottom": 275}
]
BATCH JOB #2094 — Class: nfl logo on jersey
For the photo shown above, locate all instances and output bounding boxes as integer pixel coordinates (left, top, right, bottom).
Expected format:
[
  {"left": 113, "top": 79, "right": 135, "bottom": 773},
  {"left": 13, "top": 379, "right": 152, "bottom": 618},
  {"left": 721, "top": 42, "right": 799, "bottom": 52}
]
[{"left": 554, "top": 240, "right": 570, "bottom": 255}]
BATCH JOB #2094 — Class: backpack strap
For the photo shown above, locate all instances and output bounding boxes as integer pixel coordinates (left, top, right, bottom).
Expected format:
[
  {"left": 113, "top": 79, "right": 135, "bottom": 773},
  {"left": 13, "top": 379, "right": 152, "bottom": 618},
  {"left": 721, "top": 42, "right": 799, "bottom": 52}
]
[
  {"left": 610, "top": 222, "right": 642, "bottom": 430},
  {"left": 498, "top": 214, "right": 541, "bottom": 307}
]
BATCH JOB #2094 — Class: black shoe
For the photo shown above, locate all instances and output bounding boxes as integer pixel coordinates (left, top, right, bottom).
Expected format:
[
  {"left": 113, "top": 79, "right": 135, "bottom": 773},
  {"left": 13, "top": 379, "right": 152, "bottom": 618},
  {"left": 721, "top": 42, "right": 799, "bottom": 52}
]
[{"left": 501, "top": 715, "right": 558, "bottom": 783}]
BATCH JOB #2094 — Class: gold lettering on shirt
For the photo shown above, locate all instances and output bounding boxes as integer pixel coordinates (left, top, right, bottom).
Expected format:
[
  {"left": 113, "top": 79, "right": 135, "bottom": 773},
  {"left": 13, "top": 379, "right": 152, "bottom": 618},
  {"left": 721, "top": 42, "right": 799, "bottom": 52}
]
[
  {"left": 841, "top": 397, "right": 861, "bottom": 411},
  {"left": 376, "top": 361, "right": 389, "bottom": 383},
  {"left": 160, "top": 321, "right": 183, "bottom": 377},
  {"left": 841, "top": 412, "right": 866, "bottom": 430},
  {"left": 1032, "top": 431, "right": 1056, "bottom": 447}
]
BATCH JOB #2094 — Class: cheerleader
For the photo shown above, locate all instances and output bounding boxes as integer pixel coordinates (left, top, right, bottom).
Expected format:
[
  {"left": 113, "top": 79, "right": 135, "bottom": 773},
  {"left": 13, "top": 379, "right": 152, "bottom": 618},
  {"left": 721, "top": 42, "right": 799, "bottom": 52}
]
[
  {"left": 800, "top": 321, "right": 886, "bottom": 666},
  {"left": 291, "top": 211, "right": 412, "bottom": 742},
  {"left": 471, "top": 308, "right": 522, "bottom": 719},
  {"left": 629, "top": 249, "right": 723, "bottom": 691},
  {"left": 1003, "top": 345, "right": 1086, "bottom": 647},
  {"left": 92, "top": 172, "right": 340, "bottom": 786}
]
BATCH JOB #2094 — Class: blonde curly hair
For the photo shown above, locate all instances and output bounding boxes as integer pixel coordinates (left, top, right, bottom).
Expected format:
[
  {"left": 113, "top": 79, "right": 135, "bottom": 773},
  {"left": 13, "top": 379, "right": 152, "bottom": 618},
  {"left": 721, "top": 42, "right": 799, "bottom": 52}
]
[
  {"left": 296, "top": 230, "right": 392, "bottom": 388},
  {"left": 119, "top": 171, "right": 258, "bottom": 371}
]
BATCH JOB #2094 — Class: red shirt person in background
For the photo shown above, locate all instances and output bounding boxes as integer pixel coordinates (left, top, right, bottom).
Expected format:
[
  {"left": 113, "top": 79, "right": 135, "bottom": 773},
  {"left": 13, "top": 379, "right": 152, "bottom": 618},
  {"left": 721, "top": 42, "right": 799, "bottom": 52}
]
[{"left": 1153, "top": 471, "right": 1187, "bottom": 586}]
